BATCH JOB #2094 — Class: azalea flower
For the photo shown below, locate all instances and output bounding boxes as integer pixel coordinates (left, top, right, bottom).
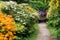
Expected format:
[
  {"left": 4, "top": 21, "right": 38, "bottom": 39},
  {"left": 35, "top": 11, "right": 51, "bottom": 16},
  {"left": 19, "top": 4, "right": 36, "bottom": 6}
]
[{"left": 0, "top": 10, "right": 16, "bottom": 40}]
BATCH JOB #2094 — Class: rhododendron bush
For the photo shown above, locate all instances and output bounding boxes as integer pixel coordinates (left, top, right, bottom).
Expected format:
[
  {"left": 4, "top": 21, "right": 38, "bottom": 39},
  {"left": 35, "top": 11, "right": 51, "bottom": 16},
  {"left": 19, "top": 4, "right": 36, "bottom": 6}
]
[{"left": 0, "top": 1, "right": 38, "bottom": 40}]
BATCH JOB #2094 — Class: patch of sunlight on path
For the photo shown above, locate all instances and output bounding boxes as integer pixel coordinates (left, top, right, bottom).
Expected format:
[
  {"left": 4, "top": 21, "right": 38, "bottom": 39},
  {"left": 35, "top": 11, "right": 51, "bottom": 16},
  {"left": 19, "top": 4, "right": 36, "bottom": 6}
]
[{"left": 36, "top": 23, "right": 53, "bottom": 40}]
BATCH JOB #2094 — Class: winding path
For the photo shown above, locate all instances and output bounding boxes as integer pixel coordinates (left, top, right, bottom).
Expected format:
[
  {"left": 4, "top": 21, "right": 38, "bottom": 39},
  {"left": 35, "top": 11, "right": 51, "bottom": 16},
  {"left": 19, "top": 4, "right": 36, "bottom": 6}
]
[{"left": 36, "top": 23, "right": 52, "bottom": 40}]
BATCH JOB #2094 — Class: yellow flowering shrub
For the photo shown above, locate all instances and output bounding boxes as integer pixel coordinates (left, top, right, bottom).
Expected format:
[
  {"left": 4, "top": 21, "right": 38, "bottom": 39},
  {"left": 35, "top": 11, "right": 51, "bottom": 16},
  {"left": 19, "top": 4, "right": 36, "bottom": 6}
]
[
  {"left": 47, "top": 0, "right": 60, "bottom": 39},
  {"left": 24, "top": 5, "right": 39, "bottom": 16},
  {"left": 47, "top": 0, "right": 59, "bottom": 17},
  {"left": 0, "top": 10, "right": 16, "bottom": 40}
]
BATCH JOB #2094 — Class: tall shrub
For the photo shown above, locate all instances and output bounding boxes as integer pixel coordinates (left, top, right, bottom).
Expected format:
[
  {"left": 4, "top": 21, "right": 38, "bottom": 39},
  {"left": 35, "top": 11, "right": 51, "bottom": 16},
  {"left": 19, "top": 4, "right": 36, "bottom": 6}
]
[
  {"left": 0, "top": 1, "right": 39, "bottom": 40},
  {"left": 47, "top": 0, "right": 60, "bottom": 39}
]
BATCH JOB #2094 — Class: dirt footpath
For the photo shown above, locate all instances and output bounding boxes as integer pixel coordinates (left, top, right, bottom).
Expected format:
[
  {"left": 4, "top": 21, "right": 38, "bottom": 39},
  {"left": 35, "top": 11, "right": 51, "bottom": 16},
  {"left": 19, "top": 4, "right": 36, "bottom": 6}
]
[{"left": 36, "top": 23, "right": 52, "bottom": 40}]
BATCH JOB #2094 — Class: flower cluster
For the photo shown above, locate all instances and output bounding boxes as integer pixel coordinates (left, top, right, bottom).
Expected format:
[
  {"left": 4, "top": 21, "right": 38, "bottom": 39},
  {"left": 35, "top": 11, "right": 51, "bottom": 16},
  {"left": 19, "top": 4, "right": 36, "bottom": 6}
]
[{"left": 0, "top": 10, "right": 16, "bottom": 40}]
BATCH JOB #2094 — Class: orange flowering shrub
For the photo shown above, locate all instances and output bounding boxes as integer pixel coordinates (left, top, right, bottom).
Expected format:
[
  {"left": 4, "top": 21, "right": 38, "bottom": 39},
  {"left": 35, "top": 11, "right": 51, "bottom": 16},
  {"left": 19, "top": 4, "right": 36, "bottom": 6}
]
[{"left": 0, "top": 10, "right": 16, "bottom": 40}]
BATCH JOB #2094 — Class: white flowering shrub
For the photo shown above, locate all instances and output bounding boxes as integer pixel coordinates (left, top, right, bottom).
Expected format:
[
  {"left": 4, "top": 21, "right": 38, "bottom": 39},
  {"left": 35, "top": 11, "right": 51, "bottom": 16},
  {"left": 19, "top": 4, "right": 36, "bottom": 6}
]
[{"left": 0, "top": 1, "right": 38, "bottom": 40}]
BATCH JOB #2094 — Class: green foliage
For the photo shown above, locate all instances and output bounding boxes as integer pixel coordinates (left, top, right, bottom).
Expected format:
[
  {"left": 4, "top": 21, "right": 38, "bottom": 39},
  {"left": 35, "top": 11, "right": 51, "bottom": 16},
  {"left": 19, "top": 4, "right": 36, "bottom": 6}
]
[
  {"left": 14, "top": 24, "right": 38, "bottom": 40},
  {"left": 28, "top": 0, "right": 49, "bottom": 11},
  {"left": 47, "top": 26, "right": 58, "bottom": 38},
  {"left": 57, "top": 29, "right": 60, "bottom": 40}
]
